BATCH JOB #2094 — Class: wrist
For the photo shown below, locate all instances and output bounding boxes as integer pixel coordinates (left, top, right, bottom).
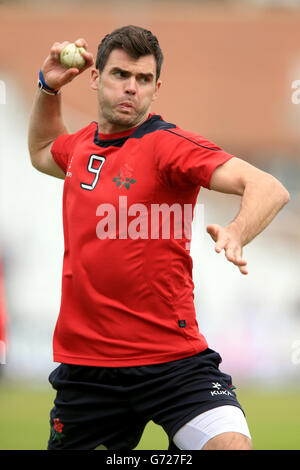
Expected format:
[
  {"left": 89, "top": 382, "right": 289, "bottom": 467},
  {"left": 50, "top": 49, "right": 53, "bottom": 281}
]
[
  {"left": 227, "top": 219, "right": 247, "bottom": 245},
  {"left": 38, "top": 69, "right": 61, "bottom": 96}
]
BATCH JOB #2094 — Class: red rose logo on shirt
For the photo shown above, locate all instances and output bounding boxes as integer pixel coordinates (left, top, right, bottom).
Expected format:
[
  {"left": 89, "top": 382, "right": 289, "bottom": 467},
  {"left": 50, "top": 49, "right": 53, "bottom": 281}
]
[
  {"left": 120, "top": 164, "right": 133, "bottom": 180},
  {"left": 113, "top": 164, "right": 136, "bottom": 190}
]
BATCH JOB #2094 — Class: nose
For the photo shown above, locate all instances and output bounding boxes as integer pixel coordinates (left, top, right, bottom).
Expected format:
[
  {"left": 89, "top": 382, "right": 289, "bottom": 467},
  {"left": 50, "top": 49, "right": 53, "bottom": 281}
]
[{"left": 125, "top": 76, "right": 137, "bottom": 95}]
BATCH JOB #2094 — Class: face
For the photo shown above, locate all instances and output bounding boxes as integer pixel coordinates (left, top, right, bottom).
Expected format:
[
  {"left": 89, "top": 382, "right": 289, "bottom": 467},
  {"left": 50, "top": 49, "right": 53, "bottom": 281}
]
[{"left": 90, "top": 48, "right": 162, "bottom": 133}]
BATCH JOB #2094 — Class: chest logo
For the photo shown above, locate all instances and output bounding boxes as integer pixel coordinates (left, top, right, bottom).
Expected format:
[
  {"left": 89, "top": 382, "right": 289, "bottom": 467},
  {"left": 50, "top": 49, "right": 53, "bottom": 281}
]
[{"left": 113, "top": 164, "right": 136, "bottom": 190}]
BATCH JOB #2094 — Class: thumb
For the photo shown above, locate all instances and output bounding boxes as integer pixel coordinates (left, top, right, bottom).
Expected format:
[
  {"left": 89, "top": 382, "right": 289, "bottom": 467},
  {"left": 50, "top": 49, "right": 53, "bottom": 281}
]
[
  {"left": 206, "top": 224, "right": 220, "bottom": 242},
  {"left": 207, "top": 224, "right": 228, "bottom": 253}
]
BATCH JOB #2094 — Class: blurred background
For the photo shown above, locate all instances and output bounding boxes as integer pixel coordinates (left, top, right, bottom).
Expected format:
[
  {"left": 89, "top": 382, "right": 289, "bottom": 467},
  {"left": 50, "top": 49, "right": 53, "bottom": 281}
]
[{"left": 0, "top": 0, "right": 299, "bottom": 450}]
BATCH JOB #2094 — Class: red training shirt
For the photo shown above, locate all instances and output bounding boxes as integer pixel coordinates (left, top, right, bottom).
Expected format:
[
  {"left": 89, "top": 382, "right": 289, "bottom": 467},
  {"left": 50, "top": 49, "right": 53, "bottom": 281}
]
[{"left": 50, "top": 114, "right": 234, "bottom": 367}]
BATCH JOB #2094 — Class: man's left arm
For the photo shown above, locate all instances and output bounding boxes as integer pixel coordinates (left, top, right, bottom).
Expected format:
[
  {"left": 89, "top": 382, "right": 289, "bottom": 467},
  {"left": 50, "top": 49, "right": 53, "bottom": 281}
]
[{"left": 207, "top": 157, "right": 290, "bottom": 275}]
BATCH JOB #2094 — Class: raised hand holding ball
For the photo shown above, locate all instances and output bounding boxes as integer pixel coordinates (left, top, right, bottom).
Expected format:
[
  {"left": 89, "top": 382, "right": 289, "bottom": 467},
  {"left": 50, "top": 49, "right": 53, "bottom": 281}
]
[{"left": 40, "top": 38, "right": 93, "bottom": 91}]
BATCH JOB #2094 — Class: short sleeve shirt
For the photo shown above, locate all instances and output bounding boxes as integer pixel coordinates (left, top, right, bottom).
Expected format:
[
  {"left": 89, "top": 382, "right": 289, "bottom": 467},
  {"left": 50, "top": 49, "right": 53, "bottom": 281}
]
[{"left": 50, "top": 114, "right": 234, "bottom": 366}]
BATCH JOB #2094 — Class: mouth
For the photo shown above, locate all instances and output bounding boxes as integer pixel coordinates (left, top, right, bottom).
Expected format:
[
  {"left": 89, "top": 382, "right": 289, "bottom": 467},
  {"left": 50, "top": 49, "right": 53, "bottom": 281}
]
[{"left": 117, "top": 101, "right": 135, "bottom": 111}]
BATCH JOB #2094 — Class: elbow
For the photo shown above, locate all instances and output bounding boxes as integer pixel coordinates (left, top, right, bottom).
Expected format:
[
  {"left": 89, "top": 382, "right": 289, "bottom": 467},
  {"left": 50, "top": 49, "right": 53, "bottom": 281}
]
[
  {"left": 28, "top": 148, "right": 40, "bottom": 171},
  {"left": 270, "top": 176, "right": 290, "bottom": 207},
  {"left": 30, "top": 157, "right": 41, "bottom": 172},
  {"left": 28, "top": 147, "right": 46, "bottom": 173},
  {"left": 28, "top": 139, "right": 39, "bottom": 169},
  {"left": 282, "top": 188, "right": 291, "bottom": 205},
  {"left": 28, "top": 139, "right": 50, "bottom": 172}
]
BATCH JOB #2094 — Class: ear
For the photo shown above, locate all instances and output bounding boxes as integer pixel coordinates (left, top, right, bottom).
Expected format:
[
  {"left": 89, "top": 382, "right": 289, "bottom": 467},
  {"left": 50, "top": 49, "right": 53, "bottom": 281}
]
[
  {"left": 152, "top": 79, "right": 162, "bottom": 102},
  {"left": 90, "top": 67, "right": 100, "bottom": 91}
]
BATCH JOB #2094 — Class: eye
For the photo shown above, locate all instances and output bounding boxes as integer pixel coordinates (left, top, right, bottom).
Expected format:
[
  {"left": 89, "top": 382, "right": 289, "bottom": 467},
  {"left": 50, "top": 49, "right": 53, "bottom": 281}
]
[
  {"left": 113, "top": 70, "right": 127, "bottom": 79},
  {"left": 139, "top": 75, "right": 152, "bottom": 84}
]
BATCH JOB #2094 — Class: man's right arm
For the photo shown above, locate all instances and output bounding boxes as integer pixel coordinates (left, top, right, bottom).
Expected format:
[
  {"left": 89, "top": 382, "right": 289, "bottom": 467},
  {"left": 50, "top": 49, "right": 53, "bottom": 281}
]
[
  {"left": 28, "top": 39, "right": 94, "bottom": 179},
  {"left": 28, "top": 89, "right": 67, "bottom": 179}
]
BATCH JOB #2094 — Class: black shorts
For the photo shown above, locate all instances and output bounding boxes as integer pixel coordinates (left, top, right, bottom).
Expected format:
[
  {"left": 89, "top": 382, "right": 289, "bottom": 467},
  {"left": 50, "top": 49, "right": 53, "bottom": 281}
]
[{"left": 47, "top": 348, "right": 244, "bottom": 450}]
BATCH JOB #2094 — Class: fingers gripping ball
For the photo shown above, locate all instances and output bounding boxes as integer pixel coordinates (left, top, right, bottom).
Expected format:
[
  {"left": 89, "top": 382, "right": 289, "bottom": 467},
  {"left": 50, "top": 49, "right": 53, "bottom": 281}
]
[{"left": 60, "top": 43, "right": 86, "bottom": 70}]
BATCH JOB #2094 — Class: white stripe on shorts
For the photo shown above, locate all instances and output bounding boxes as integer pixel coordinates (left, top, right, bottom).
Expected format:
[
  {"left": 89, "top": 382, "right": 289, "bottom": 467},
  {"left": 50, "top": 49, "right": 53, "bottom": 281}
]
[{"left": 173, "top": 405, "right": 251, "bottom": 450}]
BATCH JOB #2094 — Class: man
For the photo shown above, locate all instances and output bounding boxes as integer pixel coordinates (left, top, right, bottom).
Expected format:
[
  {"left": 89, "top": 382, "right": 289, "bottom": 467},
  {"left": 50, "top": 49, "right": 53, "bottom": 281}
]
[{"left": 28, "top": 26, "right": 289, "bottom": 451}]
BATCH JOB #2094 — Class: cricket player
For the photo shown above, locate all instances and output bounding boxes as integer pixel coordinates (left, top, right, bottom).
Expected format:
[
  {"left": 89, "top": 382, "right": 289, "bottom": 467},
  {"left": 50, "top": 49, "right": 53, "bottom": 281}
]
[{"left": 28, "top": 25, "right": 289, "bottom": 450}]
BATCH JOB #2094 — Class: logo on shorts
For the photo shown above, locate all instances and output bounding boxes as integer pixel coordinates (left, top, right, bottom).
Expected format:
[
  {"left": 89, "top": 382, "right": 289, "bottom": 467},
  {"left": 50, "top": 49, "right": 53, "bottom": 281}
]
[
  {"left": 212, "top": 382, "right": 222, "bottom": 390},
  {"left": 210, "top": 382, "right": 234, "bottom": 397},
  {"left": 50, "top": 418, "right": 65, "bottom": 443}
]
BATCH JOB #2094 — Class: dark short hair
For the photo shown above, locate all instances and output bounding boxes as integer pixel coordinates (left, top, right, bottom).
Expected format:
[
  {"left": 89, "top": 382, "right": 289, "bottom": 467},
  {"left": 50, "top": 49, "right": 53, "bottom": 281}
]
[{"left": 95, "top": 25, "right": 163, "bottom": 81}]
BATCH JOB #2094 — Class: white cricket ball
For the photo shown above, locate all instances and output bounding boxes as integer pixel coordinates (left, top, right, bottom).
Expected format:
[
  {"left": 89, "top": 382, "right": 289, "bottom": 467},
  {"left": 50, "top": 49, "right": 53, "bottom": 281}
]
[{"left": 60, "top": 43, "right": 86, "bottom": 70}]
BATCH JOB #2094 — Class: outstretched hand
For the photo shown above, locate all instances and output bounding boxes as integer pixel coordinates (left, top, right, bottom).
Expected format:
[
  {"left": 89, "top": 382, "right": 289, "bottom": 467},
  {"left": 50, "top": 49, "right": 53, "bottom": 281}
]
[
  {"left": 40, "top": 38, "right": 94, "bottom": 91},
  {"left": 206, "top": 224, "right": 248, "bottom": 275}
]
